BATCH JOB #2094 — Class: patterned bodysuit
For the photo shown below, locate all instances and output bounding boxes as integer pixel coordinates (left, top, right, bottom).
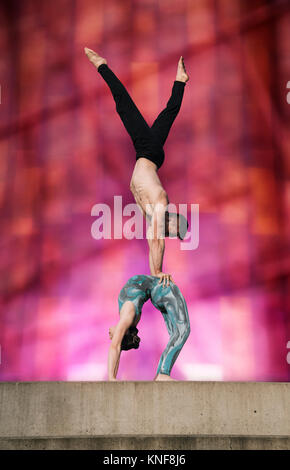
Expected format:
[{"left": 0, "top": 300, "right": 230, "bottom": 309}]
[{"left": 118, "top": 275, "right": 190, "bottom": 376}]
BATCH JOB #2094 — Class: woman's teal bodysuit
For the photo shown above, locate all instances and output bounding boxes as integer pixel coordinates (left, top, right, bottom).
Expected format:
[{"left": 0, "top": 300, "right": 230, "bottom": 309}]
[{"left": 118, "top": 275, "right": 190, "bottom": 376}]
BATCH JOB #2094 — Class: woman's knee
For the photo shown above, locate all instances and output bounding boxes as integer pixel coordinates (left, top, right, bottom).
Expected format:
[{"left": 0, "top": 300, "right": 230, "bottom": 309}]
[{"left": 179, "top": 324, "right": 190, "bottom": 344}]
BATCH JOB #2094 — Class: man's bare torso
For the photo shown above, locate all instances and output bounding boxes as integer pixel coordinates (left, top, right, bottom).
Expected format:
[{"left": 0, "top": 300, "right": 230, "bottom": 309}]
[{"left": 130, "top": 158, "right": 168, "bottom": 219}]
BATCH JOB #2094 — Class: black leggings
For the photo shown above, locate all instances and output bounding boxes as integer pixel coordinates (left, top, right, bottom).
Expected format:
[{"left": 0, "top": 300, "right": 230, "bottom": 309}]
[{"left": 98, "top": 63, "right": 186, "bottom": 169}]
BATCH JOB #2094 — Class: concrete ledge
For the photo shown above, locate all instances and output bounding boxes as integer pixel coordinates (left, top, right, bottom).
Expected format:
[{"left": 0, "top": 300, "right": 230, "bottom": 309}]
[
  {"left": 1, "top": 436, "right": 290, "bottom": 450},
  {"left": 0, "top": 382, "right": 289, "bottom": 449}
]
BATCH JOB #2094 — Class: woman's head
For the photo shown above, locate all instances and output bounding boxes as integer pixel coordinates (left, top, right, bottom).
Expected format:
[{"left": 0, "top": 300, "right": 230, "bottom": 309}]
[{"left": 121, "top": 326, "right": 141, "bottom": 351}]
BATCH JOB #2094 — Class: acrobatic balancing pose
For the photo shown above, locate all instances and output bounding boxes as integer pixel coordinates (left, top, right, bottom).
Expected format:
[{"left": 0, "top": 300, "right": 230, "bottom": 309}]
[
  {"left": 108, "top": 275, "right": 190, "bottom": 381},
  {"left": 85, "top": 48, "right": 189, "bottom": 287}
]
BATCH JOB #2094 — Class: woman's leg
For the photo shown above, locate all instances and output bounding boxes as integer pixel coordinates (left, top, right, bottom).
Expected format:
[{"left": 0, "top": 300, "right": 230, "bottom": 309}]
[
  {"left": 150, "top": 80, "right": 186, "bottom": 148},
  {"left": 155, "top": 302, "right": 190, "bottom": 377},
  {"left": 98, "top": 64, "right": 159, "bottom": 161}
]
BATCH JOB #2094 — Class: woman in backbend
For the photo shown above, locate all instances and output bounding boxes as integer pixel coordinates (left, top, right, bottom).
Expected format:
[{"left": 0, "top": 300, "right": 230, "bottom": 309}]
[{"left": 108, "top": 275, "right": 190, "bottom": 381}]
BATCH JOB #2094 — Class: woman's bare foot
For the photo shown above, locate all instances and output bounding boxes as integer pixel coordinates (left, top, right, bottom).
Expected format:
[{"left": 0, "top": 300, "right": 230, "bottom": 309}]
[
  {"left": 155, "top": 373, "right": 176, "bottom": 381},
  {"left": 176, "top": 56, "right": 189, "bottom": 83},
  {"left": 84, "top": 47, "right": 107, "bottom": 70}
]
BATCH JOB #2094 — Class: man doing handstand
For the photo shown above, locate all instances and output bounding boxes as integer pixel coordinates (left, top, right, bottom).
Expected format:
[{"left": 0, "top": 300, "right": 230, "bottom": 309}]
[{"left": 85, "top": 48, "right": 189, "bottom": 286}]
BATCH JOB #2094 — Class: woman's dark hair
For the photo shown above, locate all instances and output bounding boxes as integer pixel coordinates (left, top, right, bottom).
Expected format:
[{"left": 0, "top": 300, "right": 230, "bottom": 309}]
[{"left": 121, "top": 326, "right": 141, "bottom": 351}]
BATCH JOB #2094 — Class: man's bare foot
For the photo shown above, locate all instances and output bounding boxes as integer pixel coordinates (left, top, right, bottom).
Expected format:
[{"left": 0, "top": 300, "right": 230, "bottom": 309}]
[
  {"left": 176, "top": 56, "right": 189, "bottom": 83},
  {"left": 155, "top": 373, "right": 176, "bottom": 381},
  {"left": 84, "top": 47, "right": 107, "bottom": 70}
]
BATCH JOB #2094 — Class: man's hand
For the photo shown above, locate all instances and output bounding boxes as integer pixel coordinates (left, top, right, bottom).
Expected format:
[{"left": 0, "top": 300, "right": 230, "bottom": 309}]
[{"left": 156, "top": 272, "right": 174, "bottom": 287}]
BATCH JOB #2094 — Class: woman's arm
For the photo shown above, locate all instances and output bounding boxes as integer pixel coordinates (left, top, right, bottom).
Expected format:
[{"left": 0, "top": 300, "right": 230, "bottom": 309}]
[
  {"left": 114, "top": 350, "right": 121, "bottom": 377},
  {"left": 107, "top": 307, "right": 134, "bottom": 380},
  {"left": 108, "top": 344, "right": 121, "bottom": 381}
]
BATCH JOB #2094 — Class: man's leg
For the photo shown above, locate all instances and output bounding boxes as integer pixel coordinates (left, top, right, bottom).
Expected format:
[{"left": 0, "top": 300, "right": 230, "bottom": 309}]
[
  {"left": 150, "top": 81, "right": 186, "bottom": 148},
  {"left": 150, "top": 56, "right": 188, "bottom": 148},
  {"left": 97, "top": 64, "right": 154, "bottom": 149},
  {"left": 85, "top": 49, "right": 159, "bottom": 160}
]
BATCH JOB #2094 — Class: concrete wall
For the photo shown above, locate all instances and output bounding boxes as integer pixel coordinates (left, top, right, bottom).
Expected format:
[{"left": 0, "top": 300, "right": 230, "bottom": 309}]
[{"left": 0, "top": 382, "right": 289, "bottom": 449}]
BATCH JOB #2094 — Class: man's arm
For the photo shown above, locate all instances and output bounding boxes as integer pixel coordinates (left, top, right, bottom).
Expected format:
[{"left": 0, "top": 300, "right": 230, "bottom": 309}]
[
  {"left": 147, "top": 204, "right": 173, "bottom": 287},
  {"left": 107, "top": 314, "right": 133, "bottom": 381},
  {"left": 148, "top": 234, "right": 165, "bottom": 274},
  {"left": 148, "top": 238, "right": 161, "bottom": 274}
]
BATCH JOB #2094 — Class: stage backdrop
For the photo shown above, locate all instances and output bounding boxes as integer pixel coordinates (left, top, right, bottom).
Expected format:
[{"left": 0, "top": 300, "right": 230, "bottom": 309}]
[{"left": 0, "top": 0, "right": 290, "bottom": 381}]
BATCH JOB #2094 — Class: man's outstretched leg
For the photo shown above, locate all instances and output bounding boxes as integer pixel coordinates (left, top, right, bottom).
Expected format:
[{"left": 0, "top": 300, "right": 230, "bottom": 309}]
[
  {"left": 84, "top": 48, "right": 158, "bottom": 162},
  {"left": 151, "top": 56, "right": 189, "bottom": 148}
]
